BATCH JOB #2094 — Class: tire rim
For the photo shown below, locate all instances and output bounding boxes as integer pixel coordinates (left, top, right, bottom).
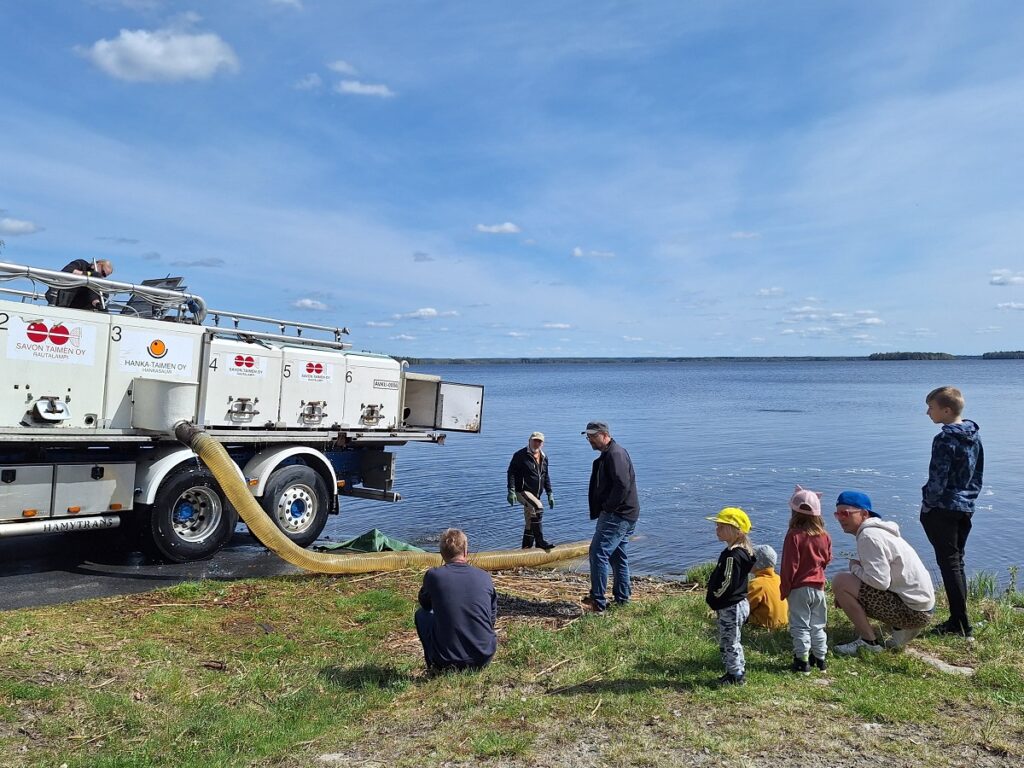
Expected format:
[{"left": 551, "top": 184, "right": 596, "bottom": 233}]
[
  {"left": 171, "top": 487, "right": 223, "bottom": 543},
  {"left": 274, "top": 483, "right": 317, "bottom": 533}
]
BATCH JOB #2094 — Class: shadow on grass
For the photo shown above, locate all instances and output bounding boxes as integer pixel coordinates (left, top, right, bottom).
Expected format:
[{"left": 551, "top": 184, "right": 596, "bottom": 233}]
[
  {"left": 498, "top": 592, "right": 582, "bottom": 619},
  {"left": 547, "top": 657, "right": 726, "bottom": 695},
  {"left": 320, "top": 664, "right": 413, "bottom": 691}
]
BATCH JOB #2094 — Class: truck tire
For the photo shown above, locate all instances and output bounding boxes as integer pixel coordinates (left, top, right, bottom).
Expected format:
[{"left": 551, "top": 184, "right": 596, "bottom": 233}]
[
  {"left": 259, "top": 465, "right": 330, "bottom": 548},
  {"left": 141, "top": 467, "right": 237, "bottom": 563}
]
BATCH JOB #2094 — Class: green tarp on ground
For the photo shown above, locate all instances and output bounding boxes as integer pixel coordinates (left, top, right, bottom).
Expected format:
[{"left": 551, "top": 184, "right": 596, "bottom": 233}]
[{"left": 314, "top": 528, "right": 426, "bottom": 553}]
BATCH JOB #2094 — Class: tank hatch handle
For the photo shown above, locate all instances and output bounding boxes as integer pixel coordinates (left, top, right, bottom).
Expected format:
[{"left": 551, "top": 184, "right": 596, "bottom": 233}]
[
  {"left": 91, "top": 466, "right": 105, "bottom": 480},
  {"left": 227, "top": 397, "right": 259, "bottom": 420},
  {"left": 31, "top": 397, "right": 72, "bottom": 423},
  {"left": 1, "top": 469, "right": 15, "bottom": 483},
  {"left": 300, "top": 400, "right": 327, "bottom": 424}
]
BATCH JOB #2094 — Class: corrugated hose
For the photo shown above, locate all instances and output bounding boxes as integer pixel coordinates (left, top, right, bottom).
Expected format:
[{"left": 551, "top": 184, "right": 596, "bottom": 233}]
[{"left": 173, "top": 421, "right": 590, "bottom": 573}]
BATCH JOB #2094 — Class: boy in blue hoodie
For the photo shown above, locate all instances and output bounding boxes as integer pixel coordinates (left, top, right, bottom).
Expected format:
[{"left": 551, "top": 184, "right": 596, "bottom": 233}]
[{"left": 921, "top": 386, "right": 984, "bottom": 638}]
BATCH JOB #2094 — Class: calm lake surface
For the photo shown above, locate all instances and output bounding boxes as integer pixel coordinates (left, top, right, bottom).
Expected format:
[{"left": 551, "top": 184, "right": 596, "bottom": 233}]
[{"left": 328, "top": 360, "right": 1024, "bottom": 583}]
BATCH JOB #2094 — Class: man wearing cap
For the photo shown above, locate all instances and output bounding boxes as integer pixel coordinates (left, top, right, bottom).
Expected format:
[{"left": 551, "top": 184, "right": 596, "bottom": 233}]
[
  {"left": 582, "top": 421, "right": 639, "bottom": 612},
  {"left": 506, "top": 431, "right": 555, "bottom": 550},
  {"left": 831, "top": 490, "right": 935, "bottom": 654}
]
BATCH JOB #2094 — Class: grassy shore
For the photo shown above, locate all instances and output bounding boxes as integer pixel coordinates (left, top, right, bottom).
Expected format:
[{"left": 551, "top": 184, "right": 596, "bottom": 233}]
[{"left": 1, "top": 570, "right": 1022, "bottom": 767}]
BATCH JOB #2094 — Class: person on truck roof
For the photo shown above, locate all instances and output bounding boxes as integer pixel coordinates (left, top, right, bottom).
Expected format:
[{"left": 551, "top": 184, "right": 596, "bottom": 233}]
[{"left": 45, "top": 258, "right": 113, "bottom": 310}]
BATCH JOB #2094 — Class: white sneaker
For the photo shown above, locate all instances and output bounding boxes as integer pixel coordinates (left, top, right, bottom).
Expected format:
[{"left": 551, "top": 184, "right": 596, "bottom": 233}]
[
  {"left": 835, "top": 636, "right": 883, "bottom": 655},
  {"left": 884, "top": 627, "right": 922, "bottom": 649}
]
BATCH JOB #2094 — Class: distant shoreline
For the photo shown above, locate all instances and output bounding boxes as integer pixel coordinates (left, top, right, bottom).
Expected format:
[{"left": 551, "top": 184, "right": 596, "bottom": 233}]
[{"left": 398, "top": 354, "right": 1022, "bottom": 365}]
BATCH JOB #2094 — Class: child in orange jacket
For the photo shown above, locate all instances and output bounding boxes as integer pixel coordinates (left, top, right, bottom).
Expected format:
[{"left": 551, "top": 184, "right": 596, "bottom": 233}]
[{"left": 748, "top": 544, "right": 788, "bottom": 629}]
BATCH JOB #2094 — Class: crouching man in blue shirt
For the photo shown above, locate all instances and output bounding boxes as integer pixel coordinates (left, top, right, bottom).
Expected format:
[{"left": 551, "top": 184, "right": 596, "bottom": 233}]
[{"left": 415, "top": 529, "right": 498, "bottom": 672}]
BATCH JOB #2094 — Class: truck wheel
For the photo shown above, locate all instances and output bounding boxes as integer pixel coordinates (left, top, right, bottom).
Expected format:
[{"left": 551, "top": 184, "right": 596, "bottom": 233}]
[
  {"left": 259, "top": 465, "right": 330, "bottom": 548},
  {"left": 141, "top": 467, "right": 237, "bottom": 563}
]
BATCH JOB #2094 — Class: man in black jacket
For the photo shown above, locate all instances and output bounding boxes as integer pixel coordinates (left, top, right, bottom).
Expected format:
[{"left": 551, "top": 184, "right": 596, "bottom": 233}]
[
  {"left": 582, "top": 421, "right": 639, "bottom": 613},
  {"left": 506, "top": 431, "right": 555, "bottom": 550},
  {"left": 45, "top": 258, "right": 114, "bottom": 310},
  {"left": 415, "top": 529, "right": 498, "bottom": 672}
]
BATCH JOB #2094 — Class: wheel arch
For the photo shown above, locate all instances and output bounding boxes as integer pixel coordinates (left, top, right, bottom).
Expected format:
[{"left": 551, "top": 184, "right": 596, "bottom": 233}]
[
  {"left": 242, "top": 446, "right": 338, "bottom": 512},
  {"left": 135, "top": 446, "right": 245, "bottom": 506}
]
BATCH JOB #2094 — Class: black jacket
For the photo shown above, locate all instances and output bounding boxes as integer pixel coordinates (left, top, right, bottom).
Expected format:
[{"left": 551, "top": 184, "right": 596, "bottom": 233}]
[
  {"left": 45, "top": 259, "right": 102, "bottom": 310},
  {"left": 587, "top": 439, "right": 639, "bottom": 522},
  {"left": 706, "top": 546, "right": 755, "bottom": 611},
  {"left": 506, "top": 446, "right": 551, "bottom": 497}
]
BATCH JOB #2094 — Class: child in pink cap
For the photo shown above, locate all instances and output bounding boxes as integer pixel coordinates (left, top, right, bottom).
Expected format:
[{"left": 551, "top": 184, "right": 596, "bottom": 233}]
[{"left": 780, "top": 485, "right": 832, "bottom": 673}]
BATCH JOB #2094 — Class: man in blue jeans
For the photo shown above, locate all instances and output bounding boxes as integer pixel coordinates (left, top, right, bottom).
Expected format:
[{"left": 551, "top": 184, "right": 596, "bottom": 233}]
[{"left": 582, "top": 421, "right": 639, "bottom": 613}]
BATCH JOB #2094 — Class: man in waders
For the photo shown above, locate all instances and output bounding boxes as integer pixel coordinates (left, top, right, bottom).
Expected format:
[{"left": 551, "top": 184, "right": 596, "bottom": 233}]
[{"left": 506, "top": 431, "right": 555, "bottom": 550}]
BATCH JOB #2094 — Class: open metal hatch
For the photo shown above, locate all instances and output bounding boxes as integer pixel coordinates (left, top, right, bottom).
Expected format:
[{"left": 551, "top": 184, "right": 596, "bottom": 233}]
[{"left": 402, "top": 374, "right": 484, "bottom": 433}]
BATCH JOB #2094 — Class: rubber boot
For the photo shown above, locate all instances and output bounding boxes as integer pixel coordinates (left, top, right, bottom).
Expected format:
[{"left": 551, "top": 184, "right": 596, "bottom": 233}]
[{"left": 531, "top": 521, "right": 554, "bottom": 552}]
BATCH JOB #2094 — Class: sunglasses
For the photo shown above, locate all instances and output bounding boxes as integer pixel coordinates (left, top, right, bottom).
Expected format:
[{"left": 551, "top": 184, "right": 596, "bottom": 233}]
[{"left": 834, "top": 509, "right": 860, "bottom": 519}]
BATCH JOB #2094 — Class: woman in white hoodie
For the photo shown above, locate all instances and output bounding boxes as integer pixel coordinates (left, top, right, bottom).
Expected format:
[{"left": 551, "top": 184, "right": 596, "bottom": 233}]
[{"left": 830, "top": 490, "right": 935, "bottom": 654}]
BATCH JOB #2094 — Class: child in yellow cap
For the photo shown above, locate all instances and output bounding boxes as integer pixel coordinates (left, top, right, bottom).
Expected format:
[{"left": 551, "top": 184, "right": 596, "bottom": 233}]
[{"left": 705, "top": 507, "right": 755, "bottom": 686}]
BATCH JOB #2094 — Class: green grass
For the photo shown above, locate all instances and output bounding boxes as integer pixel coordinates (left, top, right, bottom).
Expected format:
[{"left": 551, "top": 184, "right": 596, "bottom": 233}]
[
  {"left": 683, "top": 561, "right": 715, "bottom": 585},
  {"left": 968, "top": 571, "right": 999, "bottom": 600},
  {"left": 0, "top": 571, "right": 1022, "bottom": 767}
]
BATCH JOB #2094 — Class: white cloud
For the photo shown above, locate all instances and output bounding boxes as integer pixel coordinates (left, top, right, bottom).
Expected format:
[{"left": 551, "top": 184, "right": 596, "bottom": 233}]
[
  {"left": 0, "top": 216, "right": 41, "bottom": 236},
  {"left": 270, "top": 0, "right": 303, "bottom": 9},
  {"left": 394, "top": 307, "right": 458, "bottom": 320},
  {"left": 853, "top": 310, "right": 877, "bottom": 316},
  {"left": 542, "top": 322, "right": 572, "bottom": 329},
  {"left": 622, "top": 335, "right": 644, "bottom": 342},
  {"left": 293, "top": 73, "right": 321, "bottom": 90},
  {"left": 476, "top": 222, "right": 520, "bottom": 234},
  {"left": 327, "top": 60, "right": 357, "bottom": 75},
  {"left": 730, "top": 231, "right": 761, "bottom": 239},
  {"left": 391, "top": 334, "right": 416, "bottom": 341},
  {"left": 996, "top": 302, "right": 1024, "bottom": 310},
  {"left": 859, "top": 317, "right": 884, "bottom": 326},
  {"left": 990, "top": 269, "right": 1024, "bottom": 286},
  {"left": 974, "top": 326, "right": 1001, "bottom": 334},
  {"left": 366, "top": 320, "right": 394, "bottom": 327},
  {"left": 334, "top": 80, "right": 394, "bottom": 97},
  {"left": 79, "top": 27, "right": 240, "bottom": 82},
  {"left": 292, "top": 297, "right": 328, "bottom": 311},
  {"left": 757, "top": 287, "right": 784, "bottom": 297},
  {"left": 507, "top": 331, "right": 528, "bottom": 338},
  {"left": 571, "top": 246, "right": 615, "bottom": 259}
]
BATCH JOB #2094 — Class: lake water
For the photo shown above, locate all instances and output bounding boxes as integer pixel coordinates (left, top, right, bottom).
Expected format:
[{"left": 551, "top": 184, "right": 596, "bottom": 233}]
[{"left": 328, "top": 360, "right": 1024, "bottom": 584}]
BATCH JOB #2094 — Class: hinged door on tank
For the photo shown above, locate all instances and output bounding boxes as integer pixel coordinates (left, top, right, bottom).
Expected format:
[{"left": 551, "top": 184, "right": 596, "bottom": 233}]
[
  {"left": 341, "top": 354, "right": 401, "bottom": 430},
  {"left": 278, "top": 347, "right": 347, "bottom": 429},
  {"left": 103, "top": 316, "right": 205, "bottom": 428},
  {"left": 197, "top": 337, "right": 283, "bottom": 427},
  {"left": 402, "top": 374, "right": 484, "bottom": 433},
  {"left": 0, "top": 299, "right": 110, "bottom": 429}
]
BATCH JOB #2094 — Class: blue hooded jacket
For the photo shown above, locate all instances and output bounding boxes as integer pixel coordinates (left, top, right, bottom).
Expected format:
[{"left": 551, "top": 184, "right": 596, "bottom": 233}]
[{"left": 922, "top": 420, "right": 984, "bottom": 514}]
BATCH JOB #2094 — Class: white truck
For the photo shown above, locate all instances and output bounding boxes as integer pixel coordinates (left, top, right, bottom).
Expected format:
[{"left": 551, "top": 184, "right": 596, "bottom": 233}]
[{"left": 0, "top": 261, "right": 483, "bottom": 562}]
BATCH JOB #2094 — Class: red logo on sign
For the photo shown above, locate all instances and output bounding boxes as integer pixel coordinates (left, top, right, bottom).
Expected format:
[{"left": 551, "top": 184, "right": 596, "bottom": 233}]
[
  {"left": 234, "top": 355, "right": 245, "bottom": 367},
  {"left": 314, "top": 363, "right": 323, "bottom": 374},
  {"left": 27, "top": 322, "right": 49, "bottom": 343},
  {"left": 48, "top": 324, "right": 70, "bottom": 345},
  {"left": 306, "top": 362, "right": 315, "bottom": 373},
  {"left": 244, "top": 356, "right": 255, "bottom": 368}
]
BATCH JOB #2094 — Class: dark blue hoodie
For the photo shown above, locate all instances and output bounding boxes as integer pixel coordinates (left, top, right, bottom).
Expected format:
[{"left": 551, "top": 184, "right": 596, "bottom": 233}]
[{"left": 922, "top": 420, "right": 984, "bottom": 515}]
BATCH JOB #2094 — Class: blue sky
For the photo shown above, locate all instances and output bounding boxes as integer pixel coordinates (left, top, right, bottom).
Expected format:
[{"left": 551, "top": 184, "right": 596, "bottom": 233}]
[{"left": 2, "top": 1, "right": 1023, "bottom": 357}]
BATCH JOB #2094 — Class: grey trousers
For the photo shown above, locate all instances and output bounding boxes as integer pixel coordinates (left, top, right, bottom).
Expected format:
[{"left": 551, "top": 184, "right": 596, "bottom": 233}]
[
  {"left": 788, "top": 586, "right": 828, "bottom": 659},
  {"left": 716, "top": 599, "right": 749, "bottom": 676}
]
